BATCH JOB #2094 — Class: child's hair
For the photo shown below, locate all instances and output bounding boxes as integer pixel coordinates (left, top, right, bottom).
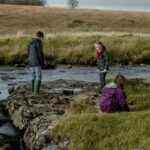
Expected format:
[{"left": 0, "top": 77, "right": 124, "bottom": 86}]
[
  {"left": 114, "top": 74, "right": 126, "bottom": 88},
  {"left": 36, "top": 31, "right": 44, "bottom": 38},
  {"left": 95, "top": 41, "right": 106, "bottom": 50}
]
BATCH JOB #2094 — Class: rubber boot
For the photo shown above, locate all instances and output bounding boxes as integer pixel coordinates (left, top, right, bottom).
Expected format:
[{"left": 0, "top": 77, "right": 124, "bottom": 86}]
[
  {"left": 31, "top": 80, "right": 35, "bottom": 93},
  {"left": 34, "top": 80, "right": 41, "bottom": 94}
]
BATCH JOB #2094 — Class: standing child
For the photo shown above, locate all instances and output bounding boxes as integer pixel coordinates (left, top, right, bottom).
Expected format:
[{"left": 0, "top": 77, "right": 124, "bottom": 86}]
[
  {"left": 94, "top": 41, "right": 109, "bottom": 90},
  {"left": 28, "top": 31, "right": 45, "bottom": 94}
]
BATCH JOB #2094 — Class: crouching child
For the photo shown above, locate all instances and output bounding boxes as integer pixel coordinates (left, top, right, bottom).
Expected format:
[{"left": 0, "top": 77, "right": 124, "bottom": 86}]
[{"left": 100, "top": 74, "right": 130, "bottom": 113}]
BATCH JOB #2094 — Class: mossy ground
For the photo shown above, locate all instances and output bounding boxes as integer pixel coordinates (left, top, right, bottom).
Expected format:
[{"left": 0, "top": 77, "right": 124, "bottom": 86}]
[{"left": 51, "top": 80, "right": 150, "bottom": 150}]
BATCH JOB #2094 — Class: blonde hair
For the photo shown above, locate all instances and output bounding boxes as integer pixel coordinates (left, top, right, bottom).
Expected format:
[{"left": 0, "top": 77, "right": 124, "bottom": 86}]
[{"left": 114, "top": 74, "right": 126, "bottom": 88}]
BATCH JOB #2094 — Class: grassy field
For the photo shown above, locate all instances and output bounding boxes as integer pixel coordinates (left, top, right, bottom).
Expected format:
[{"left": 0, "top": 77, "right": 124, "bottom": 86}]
[
  {"left": 0, "top": 33, "right": 150, "bottom": 65},
  {"left": 0, "top": 5, "right": 150, "bottom": 65},
  {"left": 51, "top": 80, "right": 150, "bottom": 150},
  {"left": 1, "top": 5, "right": 149, "bottom": 149},
  {"left": 0, "top": 5, "right": 150, "bottom": 34}
]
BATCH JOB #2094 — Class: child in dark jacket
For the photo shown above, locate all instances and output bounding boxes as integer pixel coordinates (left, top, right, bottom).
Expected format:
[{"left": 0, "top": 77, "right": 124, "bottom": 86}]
[
  {"left": 28, "top": 31, "right": 45, "bottom": 94},
  {"left": 100, "top": 74, "right": 130, "bottom": 113},
  {"left": 94, "top": 42, "right": 109, "bottom": 90}
]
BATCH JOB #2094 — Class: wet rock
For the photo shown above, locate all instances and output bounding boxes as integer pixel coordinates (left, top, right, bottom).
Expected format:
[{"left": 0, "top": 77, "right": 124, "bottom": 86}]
[
  {"left": 2, "top": 76, "right": 16, "bottom": 81},
  {"left": 67, "top": 65, "right": 72, "bottom": 69},
  {"left": 128, "top": 61, "right": 133, "bottom": 67},
  {"left": 2, "top": 80, "right": 99, "bottom": 150},
  {"left": 89, "top": 61, "right": 96, "bottom": 66},
  {"left": 63, "top": 89, "right": 74, "bottom": 95},
  {"left": 0, "top": 134, "right": 21, "bottom": 150},
  {"left": 140, "top": 64, "right": 145, "bottom": 66},
  {"left": 8, "top": 83, "right": 17, "bottom": 86},
  {"left": 15, "top": 64, "right": 25, "bottom": 68},
  {"left": 60, "top": 70, "right": 66, "bottom": 73},
  {"left": 43, "top": 63, "right": 57, "bottom": 70},
  {"left": 8, "top": 85, "right": 15, "bottom": 94},
  {"left": 0, "top": 107, "right": 22, "bottom": 150}
]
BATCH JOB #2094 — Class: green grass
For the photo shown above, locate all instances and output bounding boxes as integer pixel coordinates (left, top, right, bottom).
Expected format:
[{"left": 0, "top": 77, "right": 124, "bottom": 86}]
[
  {"left": 0, "top": 33, "right": 150, "bottom": 65},
  {"left": 52, "top": 112, "right": 150, "bottom": 150},
  {"left": 51, "top": 81, "right": 150, "bottom": 150},
  {"left": 125, "top": 80, "right": 150, "bottom": 111}
]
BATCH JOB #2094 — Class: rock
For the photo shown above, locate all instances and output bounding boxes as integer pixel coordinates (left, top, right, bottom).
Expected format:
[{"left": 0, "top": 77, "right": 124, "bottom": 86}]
[
  {"left": 2, "top": 76, "right": 16, "bottom": 81},
  {"left": 8, "top": 86, "right": 15, "bottom": 94},
  {"left": 8, "top": 83, "right": 17, "bottom": 86},
  {"left": 0, "top": 107, "right": 22, "bottom": 150},
  {"left": 140, "top": 64, "right": 145, "bottom": 66},
  {"left": 128, "top": 61, "right": 133, "bottom": 67},
  {"left": 67, "top": 65, "right": 72, "bottom": 69},
  {"left": 43, "top": 63, "right": 57, "bottom": 70},
  {"left": 63, "top": 89, "right": 74, "bottom": 95},
  {"left": 15, "top": 64, "right": 25, "bottom": 68},
  {"left": 0, "top": 92, "right": 2, "bottom": 94},
  {"left": 89, "top": 61, "right": 96, "bottom": 66},
  {"left": 0, "top": 134, "right": 21, "bottom": 150},
  {"left": 1, "top": 80, "right": 99, "bottom": 150},
  {"left": 60, "top": 70, "right": 66, "bottom": 73}
]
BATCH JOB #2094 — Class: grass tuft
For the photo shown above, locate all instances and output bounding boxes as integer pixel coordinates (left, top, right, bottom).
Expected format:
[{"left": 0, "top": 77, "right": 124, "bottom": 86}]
[
  {"left": 0, "top": 34, "right": 150, "bottom": 65},
  {"left": 51, "top": 81, "right": 150, "bottom": 150}
]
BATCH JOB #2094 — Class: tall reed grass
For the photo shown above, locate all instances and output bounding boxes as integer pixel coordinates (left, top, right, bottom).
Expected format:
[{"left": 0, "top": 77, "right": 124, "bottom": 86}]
[{"left": 0, "top": 33, "right": 150, "bottom": 65}]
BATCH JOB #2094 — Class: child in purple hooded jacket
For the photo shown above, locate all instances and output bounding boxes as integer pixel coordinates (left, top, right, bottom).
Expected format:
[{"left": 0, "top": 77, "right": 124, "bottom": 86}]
[{"left": 100, "top": 74, "right": 130, "bottom": 113}]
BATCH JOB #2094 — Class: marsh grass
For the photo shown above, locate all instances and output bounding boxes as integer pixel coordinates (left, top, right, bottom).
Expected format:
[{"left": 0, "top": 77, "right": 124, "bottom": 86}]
[
  {"left": 0, "top": 33, "right": 150, "bottom": 65},
  {"left": 52, "top": 112, "right": 150, "bottom": 150},
  {"left": 51, "top": 81, "right": 150, "bottom": 150},
  {"left": 125, "top": 80, "right": 150, "bottom": 111}
]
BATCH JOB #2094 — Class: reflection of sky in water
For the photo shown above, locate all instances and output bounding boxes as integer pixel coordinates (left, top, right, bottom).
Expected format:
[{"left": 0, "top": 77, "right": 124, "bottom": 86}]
[
  {"left": 0, "top": 65, "right": 150, "bottom": 100},
  {"left": 47, "top": 0, "right": 150, "bottom": 11}
]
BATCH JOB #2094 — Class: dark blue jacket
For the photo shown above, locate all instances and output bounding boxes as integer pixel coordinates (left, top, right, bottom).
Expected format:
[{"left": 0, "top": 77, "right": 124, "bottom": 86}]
[{"left": 28, "top": 38, "right": 44, "bottom": 67}]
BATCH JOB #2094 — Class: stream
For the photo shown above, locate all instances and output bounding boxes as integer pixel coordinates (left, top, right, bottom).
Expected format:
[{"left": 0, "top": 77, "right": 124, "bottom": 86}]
[
  {"left": 0, "top": 65, "right": 149, "bottom": 149},
  {"left": 0, "top": 65, "right": 150, "bottom": 100}
]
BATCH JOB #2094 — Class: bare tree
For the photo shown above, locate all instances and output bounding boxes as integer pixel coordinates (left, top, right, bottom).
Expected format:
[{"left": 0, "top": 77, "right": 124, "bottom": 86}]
[{"left": 67, "top": 0, "right": 79, "bottom": 8}]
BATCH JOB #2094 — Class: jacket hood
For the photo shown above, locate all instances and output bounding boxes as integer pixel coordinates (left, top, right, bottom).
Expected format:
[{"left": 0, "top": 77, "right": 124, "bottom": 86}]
[
  {"left": 30, "top": 38, "right": 40, "bottom": 44},
  {"left": 105, "top": 82, "right": 119, "bottom": 89}
]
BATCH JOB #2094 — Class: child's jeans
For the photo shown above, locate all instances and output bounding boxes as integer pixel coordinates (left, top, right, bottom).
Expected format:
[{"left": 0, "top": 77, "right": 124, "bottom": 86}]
[
  {"left": 30, "top": 66, "right": 42, "bottom": 81},
  {"left": 99, "top": 72, "right": 107, "bottom": 89}
]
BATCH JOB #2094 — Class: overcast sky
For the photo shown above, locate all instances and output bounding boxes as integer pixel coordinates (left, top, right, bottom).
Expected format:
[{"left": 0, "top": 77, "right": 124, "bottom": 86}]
[{"left": 47, "top": 0, "right": 150, "bottom": 11}]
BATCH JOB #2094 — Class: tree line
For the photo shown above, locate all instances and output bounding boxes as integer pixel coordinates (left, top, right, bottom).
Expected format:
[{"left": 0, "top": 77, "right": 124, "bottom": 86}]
[
  {"left": 0, "top": 0, "right": 79, "bottom": 8},
  {"left": 0, "top": 0, "right": 47, "bottom": 6}
]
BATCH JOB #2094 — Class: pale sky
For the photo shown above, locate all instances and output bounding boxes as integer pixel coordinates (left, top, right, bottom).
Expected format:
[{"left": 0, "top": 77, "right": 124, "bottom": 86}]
[{"left": 47, "top": 0, "right": 150, "bottom": 11}]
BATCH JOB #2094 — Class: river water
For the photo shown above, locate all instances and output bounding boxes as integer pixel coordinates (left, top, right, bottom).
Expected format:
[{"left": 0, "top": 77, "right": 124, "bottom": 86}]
[
  {"left": 0, "top": 65, "right": 150, "bottom": 101},
  {"left": 0, "top": 65, "right": 149, "bottom": 148}
]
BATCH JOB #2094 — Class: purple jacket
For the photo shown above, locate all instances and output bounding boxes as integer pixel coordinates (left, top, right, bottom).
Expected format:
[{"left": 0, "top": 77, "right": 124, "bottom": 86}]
[{"left": 100, "top": 82, "right": 130, "bottom": 113}]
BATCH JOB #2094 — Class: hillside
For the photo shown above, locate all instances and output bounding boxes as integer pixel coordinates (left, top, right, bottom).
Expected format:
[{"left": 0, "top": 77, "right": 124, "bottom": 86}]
[{"left": 0, "top": 4, "right": 150, "bottom": 34}]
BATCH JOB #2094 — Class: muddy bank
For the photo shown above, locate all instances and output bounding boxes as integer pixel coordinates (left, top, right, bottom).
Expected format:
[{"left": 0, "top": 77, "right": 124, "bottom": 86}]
[{"left": 1, "top": 80, "right": 99, "bottom": 150}]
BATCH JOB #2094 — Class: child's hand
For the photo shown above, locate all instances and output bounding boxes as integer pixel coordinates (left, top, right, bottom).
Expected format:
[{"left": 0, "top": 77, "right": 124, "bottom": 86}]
[{"left": 96, "top": 69, "right": 100, "bottom": 73}]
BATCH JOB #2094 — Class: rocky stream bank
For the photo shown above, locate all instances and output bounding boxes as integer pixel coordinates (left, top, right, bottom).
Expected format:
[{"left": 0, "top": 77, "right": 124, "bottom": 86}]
[{"left": 0, "top": 80, "right": 99, "bottom": 150}]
